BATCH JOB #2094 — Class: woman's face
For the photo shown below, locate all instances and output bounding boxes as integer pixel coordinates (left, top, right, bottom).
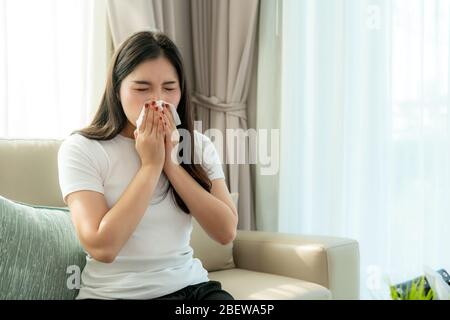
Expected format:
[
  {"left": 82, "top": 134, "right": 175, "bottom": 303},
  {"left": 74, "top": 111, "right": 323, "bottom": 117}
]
[{"left": 119, "top": 56, "right": 182, "bottom": 129}]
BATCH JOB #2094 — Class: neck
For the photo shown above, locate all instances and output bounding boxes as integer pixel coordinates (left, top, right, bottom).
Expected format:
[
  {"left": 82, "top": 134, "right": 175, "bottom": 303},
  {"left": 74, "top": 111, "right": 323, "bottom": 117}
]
[{"left": 120, "top": 122, "right": 136, "bottom": 139}]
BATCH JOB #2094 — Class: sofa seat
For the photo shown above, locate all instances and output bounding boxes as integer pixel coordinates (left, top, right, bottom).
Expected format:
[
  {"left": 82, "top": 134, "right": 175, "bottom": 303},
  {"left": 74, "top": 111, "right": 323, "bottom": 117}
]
[{"left": 209, "top": 268, "right": 331, "bottom": 300}]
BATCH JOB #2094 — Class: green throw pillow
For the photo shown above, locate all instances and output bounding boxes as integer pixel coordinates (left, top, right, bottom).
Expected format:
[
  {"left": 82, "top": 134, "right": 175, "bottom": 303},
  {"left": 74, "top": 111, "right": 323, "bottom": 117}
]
[{"left": 0, "top": 195, "right": 86, "bottom": 300}]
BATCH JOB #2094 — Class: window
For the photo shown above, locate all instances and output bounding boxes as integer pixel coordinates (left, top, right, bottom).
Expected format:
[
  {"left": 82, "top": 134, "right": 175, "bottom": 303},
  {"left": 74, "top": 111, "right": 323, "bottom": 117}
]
[{"left": 0, "top": 0, "right": 109, "bottom": 139}]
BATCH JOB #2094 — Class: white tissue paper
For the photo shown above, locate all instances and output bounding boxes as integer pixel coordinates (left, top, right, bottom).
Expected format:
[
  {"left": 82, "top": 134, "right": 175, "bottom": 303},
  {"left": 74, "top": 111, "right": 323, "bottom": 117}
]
[
  {"left": 136, "top": 100, "right": 181, "bottom": 130},
  {"left": 424, "top": 266, "right": 450, "bottom": 300}
]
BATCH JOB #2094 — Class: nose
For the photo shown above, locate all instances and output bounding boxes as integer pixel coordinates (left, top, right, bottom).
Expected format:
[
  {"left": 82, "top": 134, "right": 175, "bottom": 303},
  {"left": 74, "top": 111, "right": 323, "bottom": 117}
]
[{"left": 147, "top": 94, "right": 163, "bottom": 103}]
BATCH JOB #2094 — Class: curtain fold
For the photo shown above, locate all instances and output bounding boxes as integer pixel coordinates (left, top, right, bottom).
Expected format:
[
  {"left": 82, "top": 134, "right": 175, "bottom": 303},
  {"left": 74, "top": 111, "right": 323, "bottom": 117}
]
[
  {"left": 106, "top": 0, "right": 176, "bottom": 48},
  {"left": 87, "top": 0, "right": 111, "bottom": 121},
  {"left": 190, "top": 0, "right": 259, "bottom": 230},
  {"left": 254, "top": 0, "right": 281, "bottom": 232}
]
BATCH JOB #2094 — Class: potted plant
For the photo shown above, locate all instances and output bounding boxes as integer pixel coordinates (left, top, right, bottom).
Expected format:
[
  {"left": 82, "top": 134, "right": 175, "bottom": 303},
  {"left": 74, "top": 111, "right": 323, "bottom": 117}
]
[
  {"left": 389, "top": 267, "right": 450, "bottom": 300},
  {"left": 390, "top": 276, "right": 433, "bottom": 300}
]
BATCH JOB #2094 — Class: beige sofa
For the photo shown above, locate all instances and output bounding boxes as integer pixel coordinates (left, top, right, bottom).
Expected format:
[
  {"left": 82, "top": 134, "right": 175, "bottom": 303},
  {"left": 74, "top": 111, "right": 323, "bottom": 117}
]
[{"left": 0, "top": 138, "right": 360, "bottom": 299}]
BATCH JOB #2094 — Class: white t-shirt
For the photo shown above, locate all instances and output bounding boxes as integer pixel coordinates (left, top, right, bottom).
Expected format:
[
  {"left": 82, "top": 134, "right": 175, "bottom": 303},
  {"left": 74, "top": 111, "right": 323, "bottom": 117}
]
[{"left": 57, "top": 130, "right": 225, "bottom": 300}]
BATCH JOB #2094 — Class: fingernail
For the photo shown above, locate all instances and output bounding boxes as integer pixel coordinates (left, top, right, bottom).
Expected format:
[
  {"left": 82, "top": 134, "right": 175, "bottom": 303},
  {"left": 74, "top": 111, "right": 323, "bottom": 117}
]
[
  {"left": 145, "top": 103, "right": 149, "bottom": 108},
  {"left": 151, "top": 101, "right": 156, "bottom": 106}
]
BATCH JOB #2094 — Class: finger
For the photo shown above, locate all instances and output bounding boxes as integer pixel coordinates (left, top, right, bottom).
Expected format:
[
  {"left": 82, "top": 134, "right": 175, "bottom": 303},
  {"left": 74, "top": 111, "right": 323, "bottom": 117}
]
[
  {"left": 151, "top": 108, "right": 160, "bottom": 135},
  {"left": 162, "top": 110, "right": 175, "bottom": 135},
  {"left": 163, "top": 115, "right": 169, "bottom": 132},
  {"left": 163, "top": 104, "right": 175, "bottom": 126},
  {"left": 160, "top": 114, "right": 169, "bottom": 139},
  {"left": 162, "top": 113, "right": 179, "bottom": 145},
  {"left": 163, "top": 117, "right": 170, "bottom": 138},
  {"left": 158, "top": 116, "right": 164, "bottom": 139},
  {"left": 139, "top": 103, "right": 150, "bottom": 133},
  {"left": 145, "top": 101, "right": 156, "bottom": 133},
  {"left": 154, "top": 116, "right": 159, "bottom": 139},
  {"left": 161, "top": 113, "right": 169, "bottom": 128},
  {"left": 147, "top": 108, "right": 155, "bottom": 134},
  {"left": 164, "top": 114, "right": 177, "bottom": 139}
]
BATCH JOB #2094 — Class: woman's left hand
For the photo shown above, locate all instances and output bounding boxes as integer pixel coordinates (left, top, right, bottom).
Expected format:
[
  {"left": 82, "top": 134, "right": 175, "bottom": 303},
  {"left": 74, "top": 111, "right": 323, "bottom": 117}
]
[{"left": 161, "top": 103, "right": 180, "bottom": 172}]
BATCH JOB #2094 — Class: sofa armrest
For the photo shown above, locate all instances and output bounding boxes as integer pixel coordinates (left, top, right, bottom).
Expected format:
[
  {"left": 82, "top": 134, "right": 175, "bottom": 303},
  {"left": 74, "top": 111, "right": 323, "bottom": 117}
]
[{"left": 232, "top": 230, "right": 360, "bottom": 299}]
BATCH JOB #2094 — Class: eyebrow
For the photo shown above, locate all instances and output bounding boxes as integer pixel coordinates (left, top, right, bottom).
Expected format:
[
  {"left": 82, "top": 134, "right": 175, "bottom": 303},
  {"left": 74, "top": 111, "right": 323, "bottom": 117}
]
[{"left": 132, "top": 80, "right": 177, "bottom": 85}]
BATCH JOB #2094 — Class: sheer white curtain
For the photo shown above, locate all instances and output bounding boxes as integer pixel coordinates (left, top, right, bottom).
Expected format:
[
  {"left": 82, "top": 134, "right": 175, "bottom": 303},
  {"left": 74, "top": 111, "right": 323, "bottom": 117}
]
[
  {"left": 0, "top": 0, "right": 110, "bottom": 139},
  {"left": 257, "top": 0, "right": 450, "bottom": 298}
]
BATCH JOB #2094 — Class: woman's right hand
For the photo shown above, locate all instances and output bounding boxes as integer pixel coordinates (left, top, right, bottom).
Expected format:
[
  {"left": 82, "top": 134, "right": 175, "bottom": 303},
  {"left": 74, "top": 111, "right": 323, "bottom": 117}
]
[{"left": 134, "top": 102, "right": 166, "bottom": 170}]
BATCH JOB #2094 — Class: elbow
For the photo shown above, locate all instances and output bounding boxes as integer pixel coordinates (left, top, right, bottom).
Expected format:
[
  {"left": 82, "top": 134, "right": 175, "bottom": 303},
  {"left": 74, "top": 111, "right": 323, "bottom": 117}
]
[
  {"left": 91, "top": 249, "right": 117, "bottom": 263},
  {"left": 79, "top": 230, "right": 119, "bottom": 263},
  {"left": 219, "top": 211, "right": 238, "bottom": 245},
  {"left": 219, "top": 228, "right": 237, "bottom": 246},
  {"left": 83, "top": 240, "right": 118, "bottom": 263}
]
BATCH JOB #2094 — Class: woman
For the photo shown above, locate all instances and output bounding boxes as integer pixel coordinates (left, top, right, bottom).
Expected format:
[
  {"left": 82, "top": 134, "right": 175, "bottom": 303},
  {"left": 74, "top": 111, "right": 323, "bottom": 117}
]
[{"left": 57, "top": 31, "right": 237, "bottom": 300}]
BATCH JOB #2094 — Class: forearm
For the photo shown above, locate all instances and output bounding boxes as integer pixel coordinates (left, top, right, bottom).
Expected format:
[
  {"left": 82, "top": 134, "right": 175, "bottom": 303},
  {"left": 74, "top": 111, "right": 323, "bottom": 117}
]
[
  {"left": 165, "top": 164, "right": 237, "bottom": 245},
  {"left": 96, "top": 165, "right": 161, "bottom": 257}
]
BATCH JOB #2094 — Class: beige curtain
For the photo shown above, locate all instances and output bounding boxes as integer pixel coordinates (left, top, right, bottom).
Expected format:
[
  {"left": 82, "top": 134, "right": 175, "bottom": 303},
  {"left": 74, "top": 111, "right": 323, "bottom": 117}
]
[
  {"left": 89, "top": 0, "right": 114, "bottom": 119},
  {"left": 106, "top": 0, "right": 176, "bottom": 48},
  {"left": 190, "top": 0, "right": 259, "bottom": 230},
  {"left": 105, "top": 0, "right": 195, "bottom": 90}
]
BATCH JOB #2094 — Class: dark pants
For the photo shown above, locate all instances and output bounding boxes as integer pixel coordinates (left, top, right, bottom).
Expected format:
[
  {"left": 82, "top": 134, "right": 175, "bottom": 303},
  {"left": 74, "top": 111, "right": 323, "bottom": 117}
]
[{"left": 153, "top": 280, "right": 234, "bottom": 300}]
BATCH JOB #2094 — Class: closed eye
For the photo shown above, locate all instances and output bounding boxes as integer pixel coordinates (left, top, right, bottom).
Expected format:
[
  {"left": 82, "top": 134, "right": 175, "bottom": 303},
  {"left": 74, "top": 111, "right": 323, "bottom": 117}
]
[{"left": 135, "top": 88, "right": 175, "bottom": 92}]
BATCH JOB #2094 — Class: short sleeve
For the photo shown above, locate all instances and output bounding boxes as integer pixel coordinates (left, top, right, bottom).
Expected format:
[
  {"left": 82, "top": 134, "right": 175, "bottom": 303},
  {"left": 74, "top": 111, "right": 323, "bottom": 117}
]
[
  {"left": 194, "top": 131, "right": 225, "bottom": 181},
  {"left": 57, "top": 135, "right": 107, "bottom": 204}
]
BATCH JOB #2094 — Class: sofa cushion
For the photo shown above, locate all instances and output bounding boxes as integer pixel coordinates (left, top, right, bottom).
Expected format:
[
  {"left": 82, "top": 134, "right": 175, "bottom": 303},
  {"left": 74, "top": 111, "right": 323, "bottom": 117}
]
[
  {"left": 191, "top": 218, "right": 235, "bottom": 271},
  {"left": 208, "top": 268, "right": 332, "bottom": 300},
  {"left": 0, "top": 196, "right": 86, "bottom": 299},
  {"left": 0, "top": 139, "right": 65, "bottom": 207},
  {"left": 189, "top": 193, "right": 238, "bottom": 272}
]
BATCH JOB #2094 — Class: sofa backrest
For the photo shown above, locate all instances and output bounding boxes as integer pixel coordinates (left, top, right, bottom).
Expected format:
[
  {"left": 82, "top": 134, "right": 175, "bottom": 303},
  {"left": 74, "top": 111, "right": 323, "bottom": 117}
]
[
  {"left": 0, "top": 138, "right": 235, "bottom": 272},
  {"left": 0, "top": 139, "right": 65, "bottom": 207}
]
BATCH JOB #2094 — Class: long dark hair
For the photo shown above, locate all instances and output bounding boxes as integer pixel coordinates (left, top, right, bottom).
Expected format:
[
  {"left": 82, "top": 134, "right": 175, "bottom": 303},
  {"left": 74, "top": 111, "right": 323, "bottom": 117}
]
[{"left": 73, "top": 31, "right": 211, "bottom": 214}]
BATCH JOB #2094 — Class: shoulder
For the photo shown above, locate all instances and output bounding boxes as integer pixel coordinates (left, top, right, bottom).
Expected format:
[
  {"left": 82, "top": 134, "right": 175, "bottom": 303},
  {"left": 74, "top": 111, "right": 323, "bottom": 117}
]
[
  {"left": 193, "top": 130, "right": 219, "bottom": 154},
  {"left": 60, "top": 133, "right": 96, "bottom": 150},
  {"left": 58, "top": 133, "right": 107, "bottom": 166},
  {"left": 193, "top": 130, "right": 223, "bottom": 170},
  {"left": 193, "top": 130, "right": 220, "bottom": 151},
  {"left": 193, "top": 130, "right": 211, "bottom": 144}
]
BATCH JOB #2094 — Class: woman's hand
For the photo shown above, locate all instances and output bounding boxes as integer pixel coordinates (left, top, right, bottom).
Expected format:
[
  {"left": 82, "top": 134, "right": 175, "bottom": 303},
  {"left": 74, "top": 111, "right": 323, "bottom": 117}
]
[
  {"left": 134, "top": 102, "right": 166, "bottom": 171},
  {"left": 161, "top": 103, "right": 181, "bottom": 172}
]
